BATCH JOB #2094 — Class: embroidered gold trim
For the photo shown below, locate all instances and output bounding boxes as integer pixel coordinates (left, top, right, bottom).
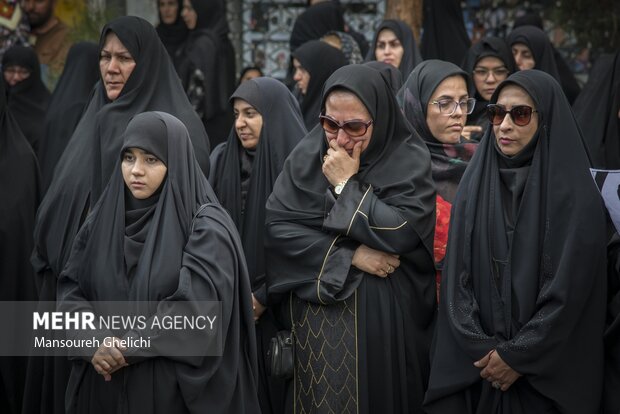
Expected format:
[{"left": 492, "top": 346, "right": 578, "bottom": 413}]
[
  {"left": 316, "top": 236, "right": 341, "bottom": 305},
  {"left": 346, "top": 185, "right": 372, "bottom": 236},
  {"left": 369, "top": 220, "right": 408, "bottom": 231}
]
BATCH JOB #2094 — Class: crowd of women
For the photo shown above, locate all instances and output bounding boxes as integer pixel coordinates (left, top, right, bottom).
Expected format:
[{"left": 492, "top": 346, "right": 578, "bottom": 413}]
[{"left": 1, "top": 0, "right": 619, "bottom": 413}]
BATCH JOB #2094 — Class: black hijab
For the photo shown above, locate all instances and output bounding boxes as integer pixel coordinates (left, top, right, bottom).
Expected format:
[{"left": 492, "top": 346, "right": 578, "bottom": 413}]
[
  {"left": 324, "top": 30, "right": 364, "bottom": 64},
  {"left": 461, "top": 37, "right": 515, "bottom": 129},
  {"left": 155, "top": 0, "right": 188, "bottom": 60},
  {"left": 38, "top": 41, "right": 99, "bottom": 192},
  {"left": 209, "top": 77, "right": 307, "bottom": 299},
  {"left": 291, "top": 40, "right": 348, "bottom": 130},
  {"left": 366, "top": 19, "right": 422, "bottom": 81},
  {"left": 507, "top": 26, "right": 561, "bottom": 80},
  {"left": 573, "top": 52, "right": 620, "bottom": 169},
  {"left": 266, "top": 64, "right": 436, "bottom": 298},
  {"left": 32, "top": 16, "right": 211, "bottom": 286},
  {"left": 58, "top": 111, "right": 259, "bottom": 413},
  {"left": 420, "top": 0, "right": 471, "bottom": 65},
  {"left": 424, "top": 70, "right": 607, "bottom": 413},
  {"left": 289, "top": 0, "right": 345, "bottom": 51},
  {"left": 363, "top": 60, "right": 403, "bottom": 95},
  {"left": 2, "top": 45, "right": 50, "bottom": 155}
]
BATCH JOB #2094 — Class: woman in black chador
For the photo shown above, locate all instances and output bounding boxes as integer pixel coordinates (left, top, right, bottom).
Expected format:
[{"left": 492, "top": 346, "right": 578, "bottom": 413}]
[
  {"left": 209, "top": 77, "right": 307, "bottom": 414},
  {"left": 57, "top": 111, "right": 260, "bottom": 413},
  {"left": 265, "top": 64, "right": 437, "bottom": 413},
  {"left": 25, "top": 16, "right": 210, "bottom": 414},
  {"left": 366, "top": 19, "right": 422, "bottom": 82},
  {"left": 424, "top": 70, "right": 607, "bottom": 414}
]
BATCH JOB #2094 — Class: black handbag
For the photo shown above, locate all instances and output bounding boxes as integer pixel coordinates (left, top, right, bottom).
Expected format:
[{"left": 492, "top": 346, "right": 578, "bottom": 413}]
[{"left": 267, "top": 330, "right": 294, "bottom": 379}]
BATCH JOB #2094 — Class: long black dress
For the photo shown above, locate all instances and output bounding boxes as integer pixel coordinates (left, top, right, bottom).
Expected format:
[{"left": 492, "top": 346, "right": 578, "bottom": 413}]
[
  {"left": 0, "top": 61, "right": 39, "bottom": 414},
  {"left": 209, "top": 77, "right": 307, "bottom": 414},
  {"left": 265, "top": 64, "right": 437, "bottom": 413},
  {"left": 174, "top": 0, "right": 235, "bottom": 148},
  {"left": 365, "top": 19, "right": 422, "bottom": 82},
  {"left": 424, "top": 70, "right": 607, "bottom": 414},
  {"left": 24, "top": 16, "right": 211, "bottom": 414},
  {"left": 290, "top": 40, "right": 348, "bottom": 130},
  {"left": 461, "top": 37, "right": 515, "bottom": 141},
  {"left": 38, "top": 41, "right": 99, "bottom": 192},
  {"left": 1, "top": 45, "right": 50, "bottom": 157},
  {"left": 57, "top": 111, "right": 260, "bottom": 413}
]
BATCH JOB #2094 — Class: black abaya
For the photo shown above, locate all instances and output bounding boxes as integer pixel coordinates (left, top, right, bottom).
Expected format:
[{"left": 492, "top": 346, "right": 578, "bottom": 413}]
[
  {"left": 424, "top": 70, "right": 607, "bottom": 414},
  {"left": 57, "top": 111, "right": 260, "bottom": 414},
  {"left": 420, "top": 0, "right": 471, "bottom": 65},
  {"left": 265, "top": 64, "right": 437, "bottom": 413}
]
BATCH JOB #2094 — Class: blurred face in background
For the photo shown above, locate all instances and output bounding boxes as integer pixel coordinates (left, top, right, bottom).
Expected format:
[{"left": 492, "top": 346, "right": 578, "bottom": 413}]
[
  {"left": 3, "top": 65, "right": 31, "bottom": 86},
  {"left": 159, "top": 0, "right": 178, "bottom": 25},
  {"left": 293, "top": 58, "right": 310, "bottom": 95},
  {"left": 512, "top": 43, "right": 535, "bottom": 70},
  {"left": 472, "top": 56, "right": 509, "bottom": 101},
  {"left": 375, "top": 29, "right": 404, "bottom": 69},
  {"left": 181, "top": 0, "right": 197, "bottom": 30}
]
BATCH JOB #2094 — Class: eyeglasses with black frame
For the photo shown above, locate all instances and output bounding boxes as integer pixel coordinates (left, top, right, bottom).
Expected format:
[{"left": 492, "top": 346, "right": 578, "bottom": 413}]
[
  {"left": 319, "top": 114, "right": 373, "bottom": 138},
  {"left": 486, "top": 104, "right": 538, "bottom": 126},
  {"left": 430, "top": 98, "right": 476, "bottom": 116}
]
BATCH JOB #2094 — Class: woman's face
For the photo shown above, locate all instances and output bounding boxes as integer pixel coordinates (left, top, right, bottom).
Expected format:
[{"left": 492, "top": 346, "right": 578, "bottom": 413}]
[
  {"left": 240, "top": 69, "right": 262, "bottom": 84},
  {"left": 426, "top": 75, "right": 469, "bottom": 144},
  {"left": 234, "top": 98, "right": 263, "bottom": 150},
  {"left": 181, "top": 0, "right": 197, "bottom": 30},
  {"left": 100, "top": 32, "right": 136, "bottom": 101},
  {"left": 122, "top": 147, "right": 167, "bottom": 199},
  {"left": 512, "top": 43, "right": 535, "bottom": 70},
  {"left": 323, "top": 91, "right": 374, "bottom": 155},
  {"left": 292, "top": 58, "right": 310, "bottom": 95},
  {"left": 159, "top": 0, "right": 178, "bottom": 25},
  {"left": 494, "top": 84, "right": 538, "bottom": 156},
  {"left": 473, "top": 56, "right": 509, "bottom": 101},
  {"left": 375, "top": 29, "right": 404, "bottom": 69},
  {"left": 3, "top": 64, "right": 31, "bottom": 86}
]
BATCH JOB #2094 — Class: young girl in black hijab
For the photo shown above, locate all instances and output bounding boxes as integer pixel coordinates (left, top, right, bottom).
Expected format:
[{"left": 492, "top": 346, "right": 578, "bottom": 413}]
[
  {"left": 57, "top": 111, "right": 260, "bottom": 414},
  {"left": 266, "top": 64, "right": 436, "bottom": 413},
  {"left": 424, "top": 70, "right": 607, "bottom": 414},
  {"left": 209, "top": 77, "right": 307, "bottom": 414},
  {"left": 366, "top": 19, "right": 422, "bottom": 81}
]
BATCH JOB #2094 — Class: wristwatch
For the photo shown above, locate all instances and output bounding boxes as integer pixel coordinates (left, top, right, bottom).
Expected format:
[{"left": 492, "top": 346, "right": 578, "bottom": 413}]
[{"left": 334, "top": 178, "right": 349, "bottom": 195}]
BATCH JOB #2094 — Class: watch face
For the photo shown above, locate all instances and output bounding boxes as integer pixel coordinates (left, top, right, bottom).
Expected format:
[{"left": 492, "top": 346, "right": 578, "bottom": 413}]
[{"left": 335, "top": 184, "right": 344, "bottom": 195}]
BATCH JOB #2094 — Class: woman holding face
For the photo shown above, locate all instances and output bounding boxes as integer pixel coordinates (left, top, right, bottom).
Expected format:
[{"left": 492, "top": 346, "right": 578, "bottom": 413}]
[
  {"left": 424, "top": 70, "right": 606, "bottom": 414},
  {"left": 209, "top": 77, "right": 307, "bottom": 414},
  {"left": 25, "top": 16, "right": 210, "bottom": 414},
  {"left": 461, "top": 37, "right": 515, "bottom": 141},
  {"left": 266, "top": 64, "right": 436, "bottom": 413},
  {"left": 367, "top": 20, "right": 422, "bottom": 81},
  {"left": 398, "top": 59, "right": 478, "bottom": 290}
]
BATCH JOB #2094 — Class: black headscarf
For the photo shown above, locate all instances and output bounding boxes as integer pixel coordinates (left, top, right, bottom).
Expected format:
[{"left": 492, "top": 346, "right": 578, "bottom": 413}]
[
  {"left": 2, "top": 45, "right": 50, "bottom": 156},
  {"left": 209, "top": 77, "right": 307, "bottom": 301},
  {"left": 0, "top": 64, "right": 39, "bottom": 414},
  {"left": 265, "top": 64, "right": 436, "bottom": 412},
  {"left": 461, "top": 37, "right": 515, "bottom": 132},
  {"left": 397, "top": 59, "right": 478, "bottom": 272},
  {"left": 363, "top": 60, "right": 403, "bottom": 95},
  {"left": 573, "top": 52, "right": 620, "bottom": 169},
  {"left": 57, "top": 111, "right": 259, "bottom": 413},
  {"left": 38, "top": 41, "right": 99, "bottom": 192},
  {"left": 324, "top": 30, "right": 364, "bottom": 64},
  {"left": 289, "top": 0, "right": 345, "bottom": 52},
  {"left": 420, "top": 0, "right": 471, "bottom": 65},
  {"left": 155, "top": 0, "right": 188, "bottom": 60},
  {"left": 366, "top": 19, "right": 422, "bottom": 81},
  {"left": 291, "top": 40, "right": 348, "bottom": 130},
  {"left": 424, "top": 70, "right": 607, "bottom": 413},
  {"left": 32, "top": 16, "right": 211, "bottom": 288}
]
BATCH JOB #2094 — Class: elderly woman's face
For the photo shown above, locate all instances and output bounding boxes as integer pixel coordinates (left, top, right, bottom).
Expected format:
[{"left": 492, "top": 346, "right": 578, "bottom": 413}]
[
  {"left": 494, "top": 84, "right": 538, "bottom": 156},
  {"left": 426, "top": 75, "right": 468, "bottom": 144},
  {"left": 100, "top": 32, "right": 136, "bottom": 101},
  {"left": 375, "top": 29, "right": 404, "bottom": 70},
  {"left": 512, "top": 43, "right": 535, "bottom": 71},
  {"left": 233, "top": 98, "right": 263, "bottom": 150},
  {"left": 473, "top": 56, "right": 509, "bottom": 101},
  {"left": 159, "top": 0, "right": 178, "bottom": 25},
  {"left": 324, "top": 91, "right": 374, "bottom": 155},
  {"left": 122, "top": 147, "right": 167, "bottom": 199},
  {"left": 3, "top": 64, "right": 31, "bottom": 86}
]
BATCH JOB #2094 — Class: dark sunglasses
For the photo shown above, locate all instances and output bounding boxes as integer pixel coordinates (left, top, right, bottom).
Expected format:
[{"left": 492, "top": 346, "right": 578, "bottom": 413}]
[
  {"left": 319, "top": 114, "right": 373, "bottom": 138},
  {"left": 486, "top": 104, "right": 538, "bottom": 126}
]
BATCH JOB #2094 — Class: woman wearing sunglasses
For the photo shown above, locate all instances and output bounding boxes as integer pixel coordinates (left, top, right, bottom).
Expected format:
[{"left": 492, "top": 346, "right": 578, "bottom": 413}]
[
  {"left": 265, "top": 64, "right": 436, "bottom": 413},
  {"left": 424, "top": 70, "right": 607, "bottom": 413},
  {"left": 398, "top": 59, "right": 479, "bottom": 291}
]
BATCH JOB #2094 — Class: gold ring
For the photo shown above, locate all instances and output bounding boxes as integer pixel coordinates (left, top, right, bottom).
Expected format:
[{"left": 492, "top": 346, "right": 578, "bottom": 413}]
[
  {"left": 492, "top": 381, "right": 501, "bottom": 390},
  {"left": 323, "top": 154, "right": 329, "bottom": 162},
  {"left": 388, "top": 265, "right": 393, "bottom": 273}
]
